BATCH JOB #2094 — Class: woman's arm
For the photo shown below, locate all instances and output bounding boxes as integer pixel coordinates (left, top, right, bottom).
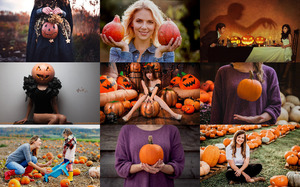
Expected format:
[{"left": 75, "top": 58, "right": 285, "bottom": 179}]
[
  {"left": 52, "top": 97, "right": 59, "bottom": 114},
  {"left": 36, "top": 160, "right": 52, "bottom": 167},
  {"left": 239, "top": 157, "right": 250, "bottom": 172},
  {"left": 228, "top": 160, "right": 240, "bottom": 171},
  {"left": 141, "top": 80, "right": 149, "bottom": 95},
  {"left": 28, "top": 162, "right": 49, "bottom": 174},
  {"left": 155, "top": 37, "right": 182, "bottom": 59}
]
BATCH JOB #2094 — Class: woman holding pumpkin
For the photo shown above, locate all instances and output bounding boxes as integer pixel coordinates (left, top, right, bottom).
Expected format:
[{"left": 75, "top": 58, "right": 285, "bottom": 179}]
[
  {"left": 4, "top": 135, "right": 52, "bottom": 181},
  {"left": 115, "top": 125, "right": 185, "bottom": 187},
  {"left": 26, "top": 0, "right": 74, "bottom": 61},
  {"left": 100, "top": 0, "right": 181, "bottom": 62},
  {"left": 122, "top": 65, "right": 182, "bottom": 122},
  {"left": 226, "top": 130, "right": 265, "bottom": 184},
  {"left": 17, "top": 63, "right": 68, "bottom": 124},
  {"left": 210, "top": 62, "right": 281, "bottom": 124}
]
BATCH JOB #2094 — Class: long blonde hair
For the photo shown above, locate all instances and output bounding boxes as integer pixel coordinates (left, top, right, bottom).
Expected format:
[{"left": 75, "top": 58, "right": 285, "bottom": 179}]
[
  {"left": 231, "top": 130, "right": 247, "bottom": 159},
  {"left": 30, "top": 135, "right": 40, "bottom": 156},
  {"left": 122, "top": 0, "right": 165, "bottom": 47}
]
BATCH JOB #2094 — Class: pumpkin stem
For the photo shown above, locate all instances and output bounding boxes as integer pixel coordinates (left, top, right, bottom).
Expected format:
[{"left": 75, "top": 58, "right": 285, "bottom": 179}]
[
  {"left": 181, "top": 72, "right": 187, "bottom": 76},
  {"left": 120, "top": 71, "right": 124, "bottom": 76},
  {"left": 176, "top": 73, "right": 180, "bottom": 77},
  {"left": 249, "top": 70, "right": 254, "bottom": 80},
  {"left": 148, "top": 135, "right": 153, "bottom": 144}
]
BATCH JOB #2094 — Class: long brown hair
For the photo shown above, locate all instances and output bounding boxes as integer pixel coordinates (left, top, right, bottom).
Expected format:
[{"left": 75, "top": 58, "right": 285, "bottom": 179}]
[
  {"left": 34, "top": 0, "right": 69, "bottom": 7},
  {"left": 29, "top": 135, "right": 40, "bottom": 156},
  {"left": 253, "top": 62, "right": 264, "bottom": 83},
  {"left": 231, "top": 130, "right": 247, "bottom": 159},
  {"left": 62, "top": 128, "right": 73, "bottom": 136},
  {"left": 142, "top": 65, "right": 158, "bottom": 88}
]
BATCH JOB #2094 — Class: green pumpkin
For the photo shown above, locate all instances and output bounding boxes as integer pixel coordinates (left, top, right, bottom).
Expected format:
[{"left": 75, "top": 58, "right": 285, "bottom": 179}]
[
  {"left": 262, "top": 137, "right": 270, "bottom": 143},
  {"left": 287, "top": 171, "right": 300, "bottom": 187}
]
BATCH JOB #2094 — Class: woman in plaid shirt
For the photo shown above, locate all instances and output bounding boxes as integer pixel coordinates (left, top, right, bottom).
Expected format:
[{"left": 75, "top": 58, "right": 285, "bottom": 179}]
[{"left": 62, "top": 128, "right": 77, "bottom": 182}]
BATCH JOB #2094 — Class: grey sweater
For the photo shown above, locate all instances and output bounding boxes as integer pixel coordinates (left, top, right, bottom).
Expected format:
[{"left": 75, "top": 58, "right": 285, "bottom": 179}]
[{"left": 5, "top": 143, "right": 33, "bottom": 166}]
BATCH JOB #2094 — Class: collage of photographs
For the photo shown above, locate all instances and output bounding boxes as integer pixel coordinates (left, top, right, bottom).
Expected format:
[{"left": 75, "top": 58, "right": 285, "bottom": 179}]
[
  {"left": 200, "top": 0, "right": 300, "bottom": 187},
  {"left": 0, "top": 0, "right": 200, "bottom": 187}
]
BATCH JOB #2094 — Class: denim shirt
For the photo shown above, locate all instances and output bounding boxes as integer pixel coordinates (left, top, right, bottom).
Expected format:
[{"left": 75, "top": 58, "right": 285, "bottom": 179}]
[{"left": 109, "top": 41, "right": 175, "bottom": 62}]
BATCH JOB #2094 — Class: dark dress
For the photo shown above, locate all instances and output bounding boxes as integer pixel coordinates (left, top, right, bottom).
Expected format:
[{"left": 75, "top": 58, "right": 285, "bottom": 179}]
[
  {"left": 200, "top": 31, "right": 218, "bottom": 60},
  {"left": 26, "top": 0, "right": 74, "bottom": 62}
]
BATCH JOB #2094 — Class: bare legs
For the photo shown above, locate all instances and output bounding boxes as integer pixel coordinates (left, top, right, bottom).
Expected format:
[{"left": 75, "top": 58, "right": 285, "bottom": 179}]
[
  {"left": 33, "top": 113, "right": 67, "bottom": 124},
  {"left": 153, "top": 95, "right": 182, "bottom": 120},
  {"left": 122, "top": 95, "right": 147, "bottom": 122}
]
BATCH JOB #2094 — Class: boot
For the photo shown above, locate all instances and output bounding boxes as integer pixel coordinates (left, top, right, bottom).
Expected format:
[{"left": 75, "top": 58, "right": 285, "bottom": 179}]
[
  {"left": 67, "top": 171, "right": 73, "bottom": 182},
  {"left": 4, "top": 170, "right": 15, "bottom": 180},
  {"left": 22, "top": 165, "right": 33, "bottom": 176}
]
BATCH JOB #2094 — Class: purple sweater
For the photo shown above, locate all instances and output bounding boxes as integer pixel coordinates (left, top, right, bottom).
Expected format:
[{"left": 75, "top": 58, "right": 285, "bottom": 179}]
[
  {"left": 115, "top": 125, "right": 185, "bottom": 187},
  {"left": 210, "top": 64, "right": 281, "bottom": 124}
]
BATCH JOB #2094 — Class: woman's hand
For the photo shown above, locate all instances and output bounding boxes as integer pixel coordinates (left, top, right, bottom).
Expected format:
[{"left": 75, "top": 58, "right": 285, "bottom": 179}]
[
  {"left": 140, "top": 163, "right": 160, "bottom": 174},
  {"left": 46, "top": 160, "right": 52, "bottom": 166},
  {"left": 53, "top": 7, "right": 62, "bottom": 15},
  {"left": 42, "top": 7, "right": 53, "bottom": 15},
  {"left": 100, "top": 34, "right": 129, "bottom": 52},
  {"left": 155, "top": 36, "right": 182, "bottom": 57},
  {"left": 233, "top": 113, "right": 271, "bottom": 123},
  {"left": 41, "top": 168, "right": 51, "bottom": 174},
  {"left": 235, "top": 169, "right": 242, "bottom": 177},
  {"left": 17, "top": 118, "right": 28, "bottom": 124}
]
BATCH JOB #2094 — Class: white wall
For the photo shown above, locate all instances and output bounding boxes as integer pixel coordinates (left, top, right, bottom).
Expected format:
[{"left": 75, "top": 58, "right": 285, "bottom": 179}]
[{"left": 0, "top": 63, "right": 99, "bottom": 123}]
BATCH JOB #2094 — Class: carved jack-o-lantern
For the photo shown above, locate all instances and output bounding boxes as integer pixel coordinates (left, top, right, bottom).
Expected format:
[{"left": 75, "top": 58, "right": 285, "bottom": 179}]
[
  {"left": 179, "top": 73, "right": 200, "bottom": 90},
  {"left": 144, "top": 63, "right": 161, "bottom": 72},
  {"left": 100, "top": 75, "right": 117, "bottom": 93},
  {"left": 140, "top": 100, "right": 160, "bottom": 118},
  {"left": 31, "top": 63, "right": 55, "bottom": 84},
  {"left": 230, "top": 36, "right": 241, "bottom": 44},
  {"left": 241, "top": 34, "right": 254, "bottom": 45},
  {"left": 130, "top": 63, "right": 141, "bottom": 72},
  {"left": 170, "top": 73, "right": 181, "bottom": 87},
  {"left": 255, "top": 36, "right": 266, "bottom": 46},
  {"left": 42, "top": 22, "right": 58, "bottom": 39},
  {"left": 104, "top": 101, "right": 125, "bottom": 117},
  {"left": 117, "top": 71, "right": 132, "bottom": 89}
]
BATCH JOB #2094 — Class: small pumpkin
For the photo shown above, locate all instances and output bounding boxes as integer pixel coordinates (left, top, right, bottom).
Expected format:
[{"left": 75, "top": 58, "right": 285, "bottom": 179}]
[
  {"left": 8, "top": 179, "right": 21, "bottom": 187},
  {"left": 122, "top": 100, "right": 131, "bottom": 109},
  {"left": 46, "top": 152, "right": 53, "bottom": 160},
  {"left": 285, "top": 151, "right": 298, "bottom": 160},
  {"left": 100, "top": 111, "right": 106, "bottom": 124},
  {"left": 170, "top": 73, "right": 181, "bottom": 87},
  {"left": 218, "top": 153, "right": 226, "bottom": 164},
  {"left": 57, "top": 154, "right": 62, "bottom": 159},
  {"left": 60, "top": 178, "right": 70, "bottom": 187},
  {"left": 100, "top": 75, "right": 118, "bottom": 93},
  {"left": 184, "top": 105, "right": 195, "bottom": 114},
  {"left": 20, "top": 176, "right": 30, "bottom": 185},
  {"left": 160, "top": 88, "right": 178, "bottom": 107},
  {"left": 200, "top": 161, "right": 210, "bottom": 176},
  {"left": 104, "top": 101, "right": 125, "bottom": 117},
  {"left": 175, "top": 103, "right": 182, "bottom": 109},
  {"left": 237, "top": 71, "right": 262, "bottom": 102},
  {"left": 73, "top": 168, "right": 81, "bottom": 176},
  {"left": 79, "top": 159, "right": 86, "bottom": 164},
  {"left": 33, "top": 173, "right": 42, "bottom": 178},
  {"left": 42, "top": 22, "right": 58, "bottom": 39},
  {"left": 201, "top": 145, "right": 220, "bottom": 167},
  {"left": 184, "top": 98, "right": 194, "bottom": 106},
  {"left": 139, "top": 135, "right": 164, "bottom": 165},
  {"left": 74, "top": 159, "right": 79, "bottom": 164},
  {"left": 86, "top": 161, "right": 93, "bottom": 167},
  {"left": 291, "top": 145, "right": 300, "bottom": 153},
  {"left": 223, "top": 138, "right": 231, "bottom": 147},
  {"left": 179, "top": 72, "right": 200, "bottom": 90},
  {"left": 287, "top": 154, "right": 299, "bottom": 165},
  {"left": 255, "top": 36, "right": 266, "bottom": 46},
  {"left": 140, "top": 100, "right": 160, "bottom": 118},
  {"left": 287, "top": 171, "right": 300, "bottom": 187},
  {"left": 270, "top": 175, "right": 288, "bottom": 186}
]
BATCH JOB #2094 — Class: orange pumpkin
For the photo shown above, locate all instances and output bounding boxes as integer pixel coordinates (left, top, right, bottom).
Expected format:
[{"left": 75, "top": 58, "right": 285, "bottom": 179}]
[
  {"left": 122, "top": 100, "right": 131, "bottom": 109},
  {"left": 46, "top": 152, "right": 53, "bottom": 160},
  {"left": 170, "top": 73, "right": 181, "bottom": 87},
  {"left": 284, "top": 151, "right": 298, "bottom": 160},
  {"left": 139, "top": 135, "right": 164, "bottom": 165},
  {"left": 160, "top": 88, "right": 178, "bottom": 107},
  {"left": 237, "top": 71, "right": 262, "bottom": 102},
  {"left": 158, "top": 19, "right": 181, "bottom": 45},
  {"left": 223, "top": 138, "right": 231, "bottom": 147},
  {"left": 100, "top": 75, "right": 118, "bottom": 93},
  {"left": 175, "top": 103, "right": 182, "bottom": 109},
  {"left": 100, "top": 111, "right": 106, "bottom": 124},
  {"left": 200, "top": 83, "right": 211, "bottom": 92},
  {"left": 42, "top": 22, "right": 58, "bottom": 39},
  {"left": 255, "top": 36, "right": 266, "bottom": 46},
  {"left": 8, "top": 179, "right": 21, "bottom": 187},
  {"left": 179, "top": 72, "right": 200, "bottom": 90},
  {"left": 131, "top": 101, "right": 137, "bottom": 107},
  {"left": 230, "top": 36, "right": 241, "bottom": 44},
  {"left": 200, "top": 136, "right": 206, "bottom": 141},
  {"left": 57, "top": 154, "right": 62, "bottom": 159},
  {"left": 33, "top": 173, "right": 42, "bottom": 178},
  {"left": 130, "top": 62, "right": 141, "bottom": 72},
  {"left": 269, "top": 175, "right": 288, "bottom": 186},
  {"left": 102, "top": 15, "right": 124, "bottom": 42},
  {"left": 60, "top": 179, "right": 71, "bottom": 187},
  {"left": 140, "top": 101, "right": 160, "bottom": 118},
  {"left": 218, "top": 153, "right": 227, "bottom": 164},
  {"left": 184, "top": 105, "right": 195, "bottom": 114},
  {"left": 74, "top": 159, "right": 79, "bottom": 164},
  {"left": 241, "top": 34, "right": 254, "bottom": 45},
  {"left": 86, "top": 161, "right": 93, "bottom": 167},
  {"left": 117, "top": 71, "right": 132, "bottom": 89},
  {"left": 287, "top": 154, "right": 299, "bottom": 165},
  {"left": 79, "top": 159, "right": 86, "bottom": 164},
  {"left": 291, "top": 145, "right": 300, "bottom": 153},
  {"left": 200, "top": 90, "right": 210, "bottom": 103},
  {"left": 20, "top": 176, "right": 30, "bottom": 185},
  {"left": 201, "top": 145, "right": 220, "bottom": 167},
  {"left": 104, "top": 101, "right": 125, "bottom": 117},
  {"left": 31, "top": 63, "right": 55, "bottom": 84},
  {"left": 73, "top": 168, "right": 81, "bottom": 176},
  {"left": 184, "top": 98, "right": 194, "bottom": 106}
]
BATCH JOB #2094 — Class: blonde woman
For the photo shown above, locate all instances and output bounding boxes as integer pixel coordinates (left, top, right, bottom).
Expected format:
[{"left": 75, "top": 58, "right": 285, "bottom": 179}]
[
  {"left": 211, "top": 62, "right": 281, "bottom": 124},
  {"left": 100, "top": 0, "right": 182, "bottom": 62},
  {"left": 4, "top": 136, "right": 52, "bottom": 181},
  {"left": 226, "top": 130, "right": 265, "bottom": 184}
]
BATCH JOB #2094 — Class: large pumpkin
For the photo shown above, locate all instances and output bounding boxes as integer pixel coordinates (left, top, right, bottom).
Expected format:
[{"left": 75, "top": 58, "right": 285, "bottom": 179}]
[
  {"left": 237, "top": 71, "right": 262, "bottom": 102},
  {"left": 159, "top": 88, "right": 178, "bottom": 107},
  {"left": 139, "top": 135, "right": 164, "bottom": 165},
  {"left": 8, "top": 179, "right": 21, "bottom": 187},
  {"left": 102, "top": 15, "right": 124, "bottom": 42},
  {"left": 179, "top": 73, "right": 200, "bottom": 90},
  {"left": 130, "top": 62, "right": 141, "bottom": 72},
  {"left": 200, "top": 161, "right": 210, "bottom": 176},
  {"left": 201, "top": 145, "right": 220, "bottom": 167},
  {"left": 117, "top": 71, "right": 132, "bottom": 89},
  {"left": 170, "top": 73, "right": 181, "bottom": 87},
  {"left": 140, "top": 100, "right": 160, "bottom": 118},
  {"left": 158, "top": 19, "right": 181, "bottom": 45},
  {"left": 241, "top": 34, "right": 254, "bottom": 45},
  {"left": 104, "top": 101, "right": 125, "bottom": 117},
  {"left": 100, "top": 75, "right": 117, "bottom": 93},
  {"left": 42, "top": 22, "right": 58, "bottom": 39},
  {"left": 286, "top": 171, "right": 300, "bottom": 187},
  {"left": 270, "top": 175, "right": 288, "bottom": 186},
  {"left": 60, "top": 179, "right": 70, "bottom": 187},
  {"left": 31, "top": 63, "right": 55, "bottom": 84}
]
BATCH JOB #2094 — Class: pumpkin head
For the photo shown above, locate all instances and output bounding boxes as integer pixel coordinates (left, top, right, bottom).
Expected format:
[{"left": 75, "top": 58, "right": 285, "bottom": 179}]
[
  {"left": 8, "top": 179, "right": 21, "bottom": 187},
  {"left": 104, "top": 101, "right": 125, "bottom": 117},
  {"left": 130, "top": 63, "right": 141, "bottom": 72},
  {"left": 140, "top": 100, "right": 160, "bottom": 118},
  {"left": 31, "top": 63, "right": 55, "bottom": 84},
  {"left": 159, "top": 88, "right": 178, "bottom": 107},
  {"left": 179, "top": 72, "right": 200, "bottom": 90},
  {"left": 139, "top": 135, "right": 164, "bottom": 165},
  {"left": 100, "top": 75, "right": 117, "bottom": 93},
  {"left": 170, "top": 73, "right": 181, "bottom": 87},
  {"left": 241, "top": 34, "right": 254, "bottom": 45},
  {"left": 255, "top": 36, "right": 266, "bottom": 45},
  {"left": 42, "top": 22, "right": 58, "bottom": 39},
  {"left": 230, "top": 36, "right": 241, "bottom": 44},
  {"left": 60, "top": 179, "right": 70, "bottom": 187},
  {"left": 102, "top": 15, "right": 124, "bottom": 42},
  {"left": 237, "top": 71, "right": 262, "bottom": 102},
  {"left": 117, "top": 71, "right": 132, "bottom": 89},
  {"left": 158, "top": 19, "right": 181, "bottom": 45},
  {"left": 270, "top": 175, "right": 288, "bottom": 186}
]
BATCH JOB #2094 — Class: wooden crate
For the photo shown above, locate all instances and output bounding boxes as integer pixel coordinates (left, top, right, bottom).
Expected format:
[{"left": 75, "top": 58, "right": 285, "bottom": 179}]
[
  {"left": 285, "top": 162, "right": 300, "bottom": 171},
  {"left": 200, "top": 162, "right": 227, "bottom": 182}
]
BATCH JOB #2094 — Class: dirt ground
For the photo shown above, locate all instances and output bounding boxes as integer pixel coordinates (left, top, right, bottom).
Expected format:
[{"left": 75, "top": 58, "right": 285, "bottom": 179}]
[{"left": 0, "top": 137, "right": 100, "bottom": 187}]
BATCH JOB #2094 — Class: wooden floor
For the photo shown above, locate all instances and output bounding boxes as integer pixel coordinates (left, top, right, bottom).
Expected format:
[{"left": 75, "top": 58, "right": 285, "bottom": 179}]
[{"left": 102, "top": 108, "right": 200, "bottom": 125}]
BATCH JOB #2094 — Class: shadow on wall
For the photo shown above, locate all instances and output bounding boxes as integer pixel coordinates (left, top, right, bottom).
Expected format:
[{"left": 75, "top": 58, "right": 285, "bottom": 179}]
[{"left": 203, "top": 3, "right": 277, "bottom": 37}]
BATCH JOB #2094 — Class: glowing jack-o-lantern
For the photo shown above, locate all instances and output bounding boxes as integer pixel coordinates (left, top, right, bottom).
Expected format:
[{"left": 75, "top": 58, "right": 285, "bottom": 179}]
[
  {"left": 100, "top": 75, "right": 117, "bottom": 93},
  {"left": 130, "top": 63, "right": 141, "bottom": 72},
  {"left": 42, "top": 22, "right": 58, "bottom": 39},
  {"left": 179, "top": 72, "right": 200, "bottom": 90},
  {"left": 117, "top": 71, "right": 132, "bottom": 89},
  {"left": 31, "top": 63, "right": 55, "bottom": 84},
  {"left": 230, "top": 36, "right": 241, "bottom": 44},
  {"left": 241, "top": 35, "right": 255, "bottom": 45},
  {"left": 255, "top": 36, "right": 266, "bottom": 46}
]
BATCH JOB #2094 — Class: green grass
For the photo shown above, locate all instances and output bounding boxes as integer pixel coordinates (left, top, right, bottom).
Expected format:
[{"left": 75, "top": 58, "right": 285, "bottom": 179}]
[
  {"left": 0, "top": 144, "right": 7, "bottom": 147},
  {"left": 201, "top": 127, "right": 300, "bottom": 187}
]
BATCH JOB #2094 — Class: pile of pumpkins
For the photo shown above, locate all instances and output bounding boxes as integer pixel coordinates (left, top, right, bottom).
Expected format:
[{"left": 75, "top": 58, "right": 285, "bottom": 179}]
[
  {"left": 278, "top": 92, "right": 300, "bottom": 124},
  {"left": 200, "top": 125, "right": 262, "bottom": 141},
  {"left": 270, "top": 172, "right": 300, "bottom": 187},
  {"left": 174, "top": 98, "right": 200, "bottom": 114},
  {"left": 200, "top": 145, "right": 227, "bottom": 177},
  {"left": 200, "top": 80, "right": 214, "bottom": 105},
  {"left": 284, "top": 145, "right": 300, "bottom": 166}
]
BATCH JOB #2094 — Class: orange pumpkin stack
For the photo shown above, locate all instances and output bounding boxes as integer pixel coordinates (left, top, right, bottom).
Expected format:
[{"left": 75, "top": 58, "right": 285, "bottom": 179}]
[
  {"left": 200, "top": 80, "right": 214, "bottom": 105},
  {"left": 284, "top": 145, "right": 300, "bottom": 166}
]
